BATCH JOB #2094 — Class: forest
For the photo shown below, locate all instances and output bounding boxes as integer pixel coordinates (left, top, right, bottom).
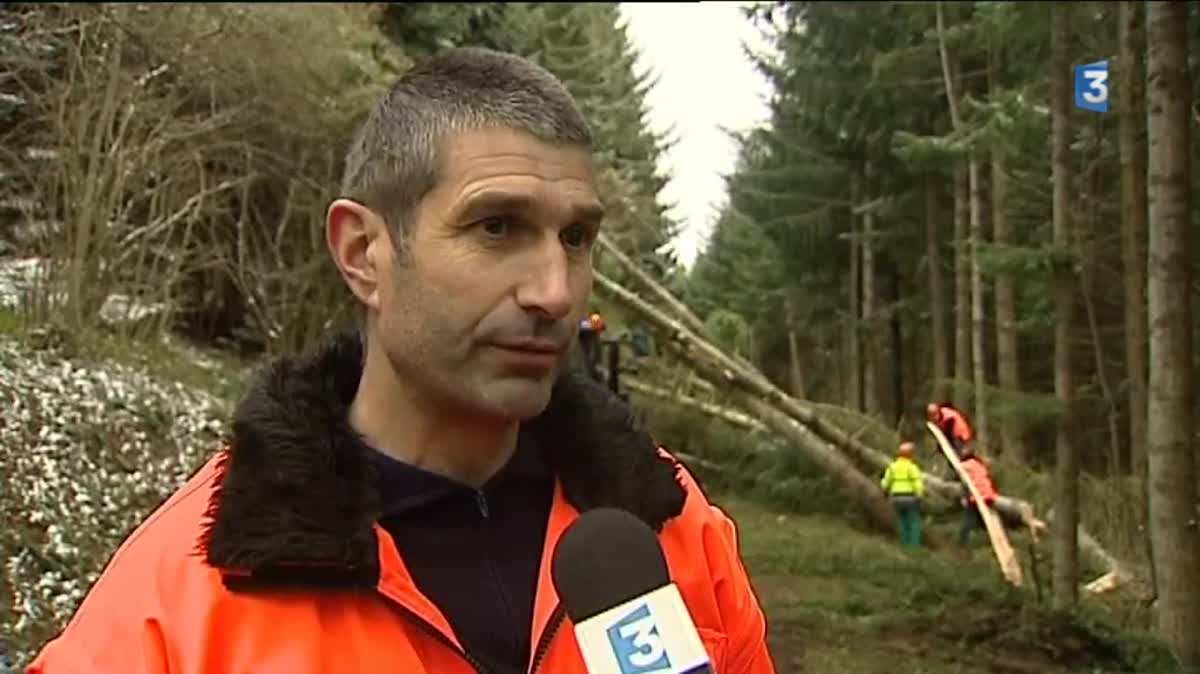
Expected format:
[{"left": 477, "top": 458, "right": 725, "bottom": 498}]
[{"left": 0, "top": 2, "right": 1197, "bottom": 672}]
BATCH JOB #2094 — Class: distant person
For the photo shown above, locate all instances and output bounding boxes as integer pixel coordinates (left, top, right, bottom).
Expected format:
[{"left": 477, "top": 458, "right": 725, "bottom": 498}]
[
  {"left": 957, "top": 448, "right": 999, "bottom": 547},
  {"left": 26, "top": 47, "right": 773, "bottom": 674},
  {"left": 880, "top": 441, "right": 925, "bottom": 547},
  {"left": 926, "top": 401, "right": 974, "bottom": 455},
  {"left": 576, "top": 309, "right": 605, "bottom": 380},
  {"left": 588, "top": 310, "right": 605, "bottom": 333}
]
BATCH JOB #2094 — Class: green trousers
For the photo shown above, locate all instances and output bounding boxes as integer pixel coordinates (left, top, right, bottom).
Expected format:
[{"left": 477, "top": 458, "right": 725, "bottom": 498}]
[{"left": 892, "top": 495, "right": 922, "bottom": 547}]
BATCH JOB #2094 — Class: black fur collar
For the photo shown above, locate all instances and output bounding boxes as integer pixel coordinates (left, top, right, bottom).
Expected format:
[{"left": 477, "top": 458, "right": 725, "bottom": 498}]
[{"left": 197, "top": 329, "right": 687, "bottom": 587}]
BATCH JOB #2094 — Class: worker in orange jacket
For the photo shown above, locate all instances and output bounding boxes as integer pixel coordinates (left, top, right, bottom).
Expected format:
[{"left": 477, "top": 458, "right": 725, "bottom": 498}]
[
  {"left": 957, "top": 448, "right": 1000, "bottom": 547},
  {"left": 26, "top": 47, "right": 774, "bottom": 674},
  {"left": 926, "top": 402, "right": 974, "bottom": 454},
  {"left": 577, "top": 310, "right": 606, "bottom": 380}
]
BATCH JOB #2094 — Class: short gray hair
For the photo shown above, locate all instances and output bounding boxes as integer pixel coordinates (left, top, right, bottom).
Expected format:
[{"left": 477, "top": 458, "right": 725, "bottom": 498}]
[{"left": 339, "top": 47, "right": 594, "bottom": 247}]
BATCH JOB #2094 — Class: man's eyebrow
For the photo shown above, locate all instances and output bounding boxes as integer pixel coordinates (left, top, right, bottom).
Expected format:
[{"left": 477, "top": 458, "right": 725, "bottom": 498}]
[
  {"left": 574, "top": 201, "right": 606, "bottom": 225},
  {"left": 458, "top": 190, "right": 605, "bottom": 224}
]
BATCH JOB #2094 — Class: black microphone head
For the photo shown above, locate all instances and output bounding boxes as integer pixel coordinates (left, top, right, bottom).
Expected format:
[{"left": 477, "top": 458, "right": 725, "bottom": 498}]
[{"left": 551, "top": 507, "right": 671, "bottom": 623}]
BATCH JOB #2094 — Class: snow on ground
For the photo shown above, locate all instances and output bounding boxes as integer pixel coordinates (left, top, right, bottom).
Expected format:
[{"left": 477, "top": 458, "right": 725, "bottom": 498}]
[
  {"left": 0, "top": 257, "right": 46, "bottom": 308},
  {"left": 0, "top": 334, "right": 230, "bottom": 664},
  {"left": 0, "top": 257, "right": 168, "bottom": 323}
]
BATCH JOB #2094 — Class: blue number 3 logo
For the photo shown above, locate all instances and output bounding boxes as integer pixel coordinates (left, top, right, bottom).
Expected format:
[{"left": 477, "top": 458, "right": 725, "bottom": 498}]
[
  {"left": 606, "top": 604, "right": 673, "bottom": 674},
  {"left": 1074, "top": 60, "right": 1109, "bottom": 113}
]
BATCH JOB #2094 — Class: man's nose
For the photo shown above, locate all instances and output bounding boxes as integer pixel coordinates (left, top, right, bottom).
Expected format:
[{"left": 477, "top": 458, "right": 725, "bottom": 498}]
[{"left": 515, "top": 239, "right": 575, "bottom": 320}]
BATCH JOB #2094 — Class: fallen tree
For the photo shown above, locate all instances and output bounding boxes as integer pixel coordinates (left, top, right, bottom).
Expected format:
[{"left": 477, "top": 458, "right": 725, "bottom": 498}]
[
  {"left": 629, "top": 374, "right": 1131, "bottom": 593},
  {"left": 597, "top": 236, "right": 774, "bottom": 393},
  {"left": 623, "top": 378, "right": 768, "bottom": 433},
  {"left": 593, "top": 242, "right": 1135, "bottom": 593}
]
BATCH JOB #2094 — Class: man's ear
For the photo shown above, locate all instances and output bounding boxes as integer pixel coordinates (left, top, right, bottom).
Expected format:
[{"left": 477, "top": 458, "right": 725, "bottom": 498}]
[{"left": 326, "top": 198, "right": 387, "bottom": 311}]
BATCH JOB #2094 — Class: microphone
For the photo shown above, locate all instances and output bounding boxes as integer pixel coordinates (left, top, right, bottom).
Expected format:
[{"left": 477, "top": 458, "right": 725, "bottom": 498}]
[{"left": 551, "top": 507, "right": 713, "bottom": 674}]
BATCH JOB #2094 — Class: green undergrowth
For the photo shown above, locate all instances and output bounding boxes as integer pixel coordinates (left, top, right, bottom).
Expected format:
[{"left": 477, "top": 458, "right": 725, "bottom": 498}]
[
  {"left": 718, "top": 494, "right": 1181, "bottom": 674},
  {"left": 0, "top": 307, "right": 253, "bottom": 403}
]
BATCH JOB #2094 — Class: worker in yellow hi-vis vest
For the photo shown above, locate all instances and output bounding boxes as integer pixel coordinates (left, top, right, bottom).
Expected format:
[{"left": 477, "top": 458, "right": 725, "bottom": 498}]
[{"left": 880, "top": 441, "right": 926, "bottom": 547}]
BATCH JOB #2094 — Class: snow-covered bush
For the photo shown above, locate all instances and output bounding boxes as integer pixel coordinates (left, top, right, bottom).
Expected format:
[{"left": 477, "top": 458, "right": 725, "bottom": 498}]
[{"left": 0, "top": 335, "right": 230, "bottom": 666}]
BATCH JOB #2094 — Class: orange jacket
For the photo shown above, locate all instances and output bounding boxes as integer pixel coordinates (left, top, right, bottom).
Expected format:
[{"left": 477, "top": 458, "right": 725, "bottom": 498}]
[
  {"left": 27, "top": 331, "right": 774, "bottom": 674},
  {"left": 961, "top": 457, "right": 998, "bottom": 505},
  {"left": 933, "top": 405, "right": 974, "bottom": 444}
]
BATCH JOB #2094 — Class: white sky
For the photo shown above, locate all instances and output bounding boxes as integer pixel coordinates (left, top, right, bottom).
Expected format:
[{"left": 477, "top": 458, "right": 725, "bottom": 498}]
[{"left": 617, "top": 2, "right": 775, "bottom": 269}]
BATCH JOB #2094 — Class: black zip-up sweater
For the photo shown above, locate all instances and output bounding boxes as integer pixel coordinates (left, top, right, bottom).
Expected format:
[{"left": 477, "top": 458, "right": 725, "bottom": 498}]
[{"left": 369, "top": 431, "right": 553, "bottom": 674}]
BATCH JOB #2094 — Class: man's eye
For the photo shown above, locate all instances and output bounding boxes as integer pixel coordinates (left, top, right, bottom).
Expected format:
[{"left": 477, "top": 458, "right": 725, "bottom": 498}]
[
  {"left": 478, "top": 217, "right": 509, "bottom": 237},
  {"left": 560, "top": 224, "right": 589, "bottom": 249}
]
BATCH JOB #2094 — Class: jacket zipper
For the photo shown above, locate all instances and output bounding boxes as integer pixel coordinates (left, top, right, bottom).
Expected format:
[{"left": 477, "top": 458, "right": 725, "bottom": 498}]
[
  {"left": 375, "top": 491, "right": 563, "bottom": 674},
  {"left": 529, "top": 604, "right": 566, "bottom": 674},
  {"left": 386, "top": 579, "right": 567, "bottom": 674},
  {"left": 476, "top": 489, "right": 523, "bottom": 665}
]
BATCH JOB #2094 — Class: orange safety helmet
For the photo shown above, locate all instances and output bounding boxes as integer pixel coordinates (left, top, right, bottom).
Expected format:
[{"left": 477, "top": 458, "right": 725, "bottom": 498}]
[
  {"left": 897, "top": 442, "right": 915, "bottom": 457},
  {"left": 589, "top": 311, "right": 606, "bottom": 332}
]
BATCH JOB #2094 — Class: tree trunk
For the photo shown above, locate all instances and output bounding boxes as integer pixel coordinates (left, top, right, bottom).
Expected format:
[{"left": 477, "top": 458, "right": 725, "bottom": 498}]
[
  {"left": 624, "top": 378, "right": 768, "bottom": 433},
  {"left": 954, "top": 167, "right": 970, "bottom": 408},
  {"left": 936, "top": 1, "right": 971, "bottom": 410},
  {"left": 889, "top": 259, "right": 905, "bottom": 428},
  {"left": 595, "top": 232, "right": 776, "bottom": 398},
  {"left": 786, "top": 297, "right": 807, "bottom": 398},
  {"left": 969, "top": 154, "right": 988, "bottom": 452},
  {"left": 992, "top": 151, "right": 1024, "bottom": 462},
  {"left": 926, "top": 175, "right": 949, "bottom": 403},
  {"left": 1119, "top": 0, "right": 1148, "bottom": 479},
  {"left": 848, "top": 176, "right": 863, "bottom": 411},
  {"left": 1079, "top": 118, "right": 1123, "bottom": 479},
  {"left": 862, "top": 179, "right": 880, "bottom": 417},
  {"left": 1050, "top": 2, "right": 1079, "bottom": 610},
  {"left": 1145, "top": 2, "right": 1200, "bottom": 667},
  {"left": 1117, "top": 0, "right": 1156, "bottom": 607},
  {"left": 990, "top": 47, "right": 1024, "bottom": 463}
]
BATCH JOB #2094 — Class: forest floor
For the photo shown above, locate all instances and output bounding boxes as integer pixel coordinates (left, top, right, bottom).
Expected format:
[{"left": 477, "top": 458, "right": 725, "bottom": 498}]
[
  {"left": 0, "top": 312, "right": 1183, "bottom": 672},
  {"left": 720, "top": 494, "right": 1177, "bottom": 673}
]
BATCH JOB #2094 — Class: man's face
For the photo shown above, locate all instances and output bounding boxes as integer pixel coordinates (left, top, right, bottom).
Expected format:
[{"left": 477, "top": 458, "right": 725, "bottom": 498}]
[{"left": 343, "top": 127, "right": 603, "bottom": 421}]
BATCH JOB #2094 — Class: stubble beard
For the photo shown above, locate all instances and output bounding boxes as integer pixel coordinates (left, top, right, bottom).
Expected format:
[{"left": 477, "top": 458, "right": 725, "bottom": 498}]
[
  {"left": 381, "top": 308, "right": 560, "bottom": 425},
  {"left": 389, "top": 342, "right": 559, "bottom": 423}
]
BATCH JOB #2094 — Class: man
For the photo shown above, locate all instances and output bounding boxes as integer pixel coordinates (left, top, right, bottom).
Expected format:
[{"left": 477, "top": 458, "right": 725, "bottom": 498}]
[
  {"left": 880, "top": 441, "right": 925, "bottom": 547},
  {"left": 926, "top": 401, "right": 974, "bottom": 454},
  {"left": 575, "top": 309, "right": 605, "bottom": 380},
  {"left": 27, "top": 48, "right": 773, "bottom": 674},
  {"left": 957, "top": 449, "right": 999, "bottom": 548}
]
